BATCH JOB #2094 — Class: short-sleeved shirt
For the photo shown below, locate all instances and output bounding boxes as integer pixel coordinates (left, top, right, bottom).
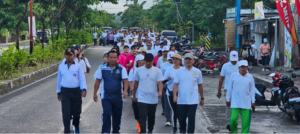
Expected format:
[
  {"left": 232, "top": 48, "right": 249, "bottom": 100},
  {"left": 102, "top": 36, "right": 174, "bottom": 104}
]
[
  {"left": 93, "top": 33, "right": 97, "bottom": 39},
  {"left": 174, "top": 67, "right": 203, "bottom": 104},
  {"left": 128, "top": 68, "right": 138, "bottom": 98},
  {"left": 242, "top": 44, "right": 252, "bottom": 56},
  {"left": 96, "top": 63, "right": 128, "bottom": 102},
  {"left": 259, "top": 44, "right": 270, "bottom": 56},
  {"left": 134, "top": 66, "right": 164, "bottom": 104},
  {"left": 220, "top": 62, "right": 239, "bottom": 90},
  {"left": 164, "top": 66, "right": 183, "bottom": 96},
  {"left": 160, "top": 62, "right": 173, "bottom": 75},
  {"left": 250, "top": 44, "right": 257, "bottom": 56}
]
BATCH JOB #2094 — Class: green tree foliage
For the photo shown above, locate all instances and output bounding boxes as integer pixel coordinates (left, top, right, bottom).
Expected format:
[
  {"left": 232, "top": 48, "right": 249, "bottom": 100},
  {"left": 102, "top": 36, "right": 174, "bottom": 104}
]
[{"left": 119, "top": 0, "right": 147, "bottom": 27}]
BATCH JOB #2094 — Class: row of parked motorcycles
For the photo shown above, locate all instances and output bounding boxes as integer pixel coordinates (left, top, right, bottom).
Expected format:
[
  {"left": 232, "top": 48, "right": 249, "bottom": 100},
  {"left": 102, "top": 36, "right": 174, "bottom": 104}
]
[{"left": 255, "top": 68, "right": 300, "bottom": 122}]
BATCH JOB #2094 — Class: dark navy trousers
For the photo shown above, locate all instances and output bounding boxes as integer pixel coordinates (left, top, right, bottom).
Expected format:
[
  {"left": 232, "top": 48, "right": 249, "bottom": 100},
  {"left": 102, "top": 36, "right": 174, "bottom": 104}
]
[{"left": 101, "top": 99, "right": 123, "bottom": 133}]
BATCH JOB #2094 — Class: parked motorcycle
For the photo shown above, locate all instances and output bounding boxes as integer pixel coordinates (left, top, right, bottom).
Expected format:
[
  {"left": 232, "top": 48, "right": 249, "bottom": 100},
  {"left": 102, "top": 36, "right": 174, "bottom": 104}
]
[{"left": 197, "top": 53, "right": 227, "bottom": 75}]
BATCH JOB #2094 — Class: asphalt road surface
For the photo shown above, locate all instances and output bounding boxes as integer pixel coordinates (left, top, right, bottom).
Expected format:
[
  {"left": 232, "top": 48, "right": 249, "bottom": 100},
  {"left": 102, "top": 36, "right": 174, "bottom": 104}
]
[
  {"left": 0, "top": 46, "right": 210, "bottom": 133},
  {"left": 0, "top": 43, "right": 30, "bottom": 55},
  {"left": 1, "top": 45, "right": 300, "bottom": 133}
]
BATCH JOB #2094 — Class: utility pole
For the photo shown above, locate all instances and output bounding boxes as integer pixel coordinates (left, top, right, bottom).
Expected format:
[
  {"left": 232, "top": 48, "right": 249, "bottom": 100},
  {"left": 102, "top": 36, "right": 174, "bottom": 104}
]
[
  {"left": 29, "top": 0, "right": 33, "bottom": 54},
  {"left": 235, "top": 0, "right": 241, "bottom": 51}
]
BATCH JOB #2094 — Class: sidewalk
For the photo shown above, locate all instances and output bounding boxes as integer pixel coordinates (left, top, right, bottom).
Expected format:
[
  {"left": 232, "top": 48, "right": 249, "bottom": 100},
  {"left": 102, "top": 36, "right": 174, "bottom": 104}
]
[
  {"left": 0, "top": 40, "right": 29, "bottom": 47},
  {"left": 249, "top": 65, "right": 300, "bottom": 89}
]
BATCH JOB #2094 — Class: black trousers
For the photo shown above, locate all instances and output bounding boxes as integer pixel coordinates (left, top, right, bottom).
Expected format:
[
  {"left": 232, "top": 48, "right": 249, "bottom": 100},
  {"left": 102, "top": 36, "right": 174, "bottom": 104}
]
[
  {"left": 94, "top": 39, "right": 97, "bottom": 46},
  {"left": 60, "top": 87, "right": 82, "bottom": 133},
  {"left": 137, "top": 102, "right": 157, "bottom": 133},
  {"left": 177, "top": 104, "right": 197, "bottom": 133},
  {"left": 167, "top": 95, "right": 178, "bottom": 129},
  {"left": 132, "top": 100, "right": 139, "bottom": 120}
]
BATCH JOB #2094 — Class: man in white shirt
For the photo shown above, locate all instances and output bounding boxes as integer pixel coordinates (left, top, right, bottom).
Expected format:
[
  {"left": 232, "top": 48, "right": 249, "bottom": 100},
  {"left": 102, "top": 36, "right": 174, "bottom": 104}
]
[
  {"left": 102, "top": 31, "right": 108, "bottom": 46},
  {"left": 93, "top": 32, "right": 98, "bottom": 46},
  {"left": 62, "top": 45, "right": 87, "bottom": 78},
  {"left": 249, "top": 40, "right": 258, "bottom": 69},
  {"left": 133, "top": 53, "right": 163, "bottom": 133},
  {"left": 146, "top": 42, "right": 155, "bottom": 55},
  {"left": 153, "top": 40, "right": 163, "bottom": 56},
  {"left": 226, "top": 60, "right": 255, "bottom": 134},
  {"left": 173, "top": 53, "right": 204, "bottom": 134},
  {"left": 160, "top": 51, "right": 175, "bottom": 126},
  {"left": 217, "top": 51, "right": 239, "bottom": 130},
  {"left": 157, "top": 46, "right": 170, "bottom": 68}
]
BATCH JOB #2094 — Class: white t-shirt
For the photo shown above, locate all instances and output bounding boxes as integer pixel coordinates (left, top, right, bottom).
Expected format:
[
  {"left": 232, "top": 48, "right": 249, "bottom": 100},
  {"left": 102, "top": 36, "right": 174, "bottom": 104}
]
[
  {"left": 147, "top": 49, "right": 155, "bottom": 55},
  {"left": 250, "top": 44, "right": 257, "bottom": 56},
  {"left": 153, "top": 45, "right": 162, "bottom": 56},
  {"left": 134, "top": 66, "right": 164, "bottom": 104},
  {"left": 226, "top": 72, "right": 255, "bottom": 109},
  {"left": 93, "top": 33, "right": 97, "bottom": 39},
  {"left": 160, "top": 62, "right": 173, "bottom": 75},
  {"left": 128, "top": 68, "right": 138, "bottom": 98},
  {"left": 174, "top": 67, "right": 203, "bottom": 104},
  {"left": 142, "top": 42, "right": 147, "bottom": 48},
  {"left": 164, "top": 66, "right": 183, "bottom": 96},
  {"left": 220, "top": 62, "right": 239, "bottom": 90}
]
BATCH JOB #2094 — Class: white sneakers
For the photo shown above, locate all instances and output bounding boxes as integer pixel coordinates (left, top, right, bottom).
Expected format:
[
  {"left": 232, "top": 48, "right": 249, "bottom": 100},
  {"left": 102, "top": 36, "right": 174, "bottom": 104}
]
[
  {"left": 165, "top": 122, "right": 171, "bottom": 126},
  {"left": 262, "top": 68, "right": 265, "bottom": 71},
  {"left": 266, "top": 69, "right": 270, "bottom": 71}
]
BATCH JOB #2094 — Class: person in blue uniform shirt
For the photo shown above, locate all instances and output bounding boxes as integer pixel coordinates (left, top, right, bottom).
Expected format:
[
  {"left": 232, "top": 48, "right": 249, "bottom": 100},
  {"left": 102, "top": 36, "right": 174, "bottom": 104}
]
[
  {"left": 57, "top": 47, "right": 87, "bottom": 133},
  {"left": 93, "top": 50, "right": 129, "bottom": 133}
]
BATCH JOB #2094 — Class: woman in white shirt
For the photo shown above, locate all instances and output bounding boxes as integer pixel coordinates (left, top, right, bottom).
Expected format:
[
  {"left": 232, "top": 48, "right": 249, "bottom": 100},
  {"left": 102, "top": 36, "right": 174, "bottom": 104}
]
[
  {"left": 128, "top": 54, "right": 145, "bottom": 133},
  {"left": 133, "top": 32, "right": 139, "bottom": 43},
  {"left": 163, "top": 54, "right": 183, "bottom": 133}
]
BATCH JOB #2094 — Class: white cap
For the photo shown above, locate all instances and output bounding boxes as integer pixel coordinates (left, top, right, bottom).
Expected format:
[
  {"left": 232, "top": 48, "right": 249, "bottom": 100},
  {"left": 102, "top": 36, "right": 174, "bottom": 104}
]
[
  {"left": 230, "top": 51, "right": 238, "bottom": 61},
  {"left": 163, "top": 46, "right": 170, "bottom": 51},
  {"left": 103, "top": 51, "right": 109, "bottom": 57},
  {"left": 238, "top": 60, "right": 248, "bottom": 67},
  {"left": 128, "top": 37, "right": 132, "bottom": 40},
  {"left": 167, "top": 51, "right": 175, "bottom": 60},
  {"left": 263, "top": 38, "right": 268, "bottom": 43},
  {"left": 134, "top": 54, "right": 145, "bottom": 69}
]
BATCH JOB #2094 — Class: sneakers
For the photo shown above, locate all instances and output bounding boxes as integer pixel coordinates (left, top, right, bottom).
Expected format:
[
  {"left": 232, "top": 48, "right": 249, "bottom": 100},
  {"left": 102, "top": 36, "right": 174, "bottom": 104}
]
[
  {"left": 73, "top": 126, "right": 80, "bottom": 133},
  {"left": 165, "top": 121, "right": 171, "bottom": 126},
  {"left": 226, "top": 124, "right": 231, "bottom": 131},
  {"left": 262, "top": 68, "right": 265, "bottom": 71},
  {"left": 137, "top": 122, "right": 141, "bottom": 133},
  {"left": 266, "top": 68, "right": 270, "bottom": 71},
  {"left": 172, "top": 128, "right": 177, "bottom": 133},
  {"left": 148, "top": 130, "right": 153, "bottom": 133}
]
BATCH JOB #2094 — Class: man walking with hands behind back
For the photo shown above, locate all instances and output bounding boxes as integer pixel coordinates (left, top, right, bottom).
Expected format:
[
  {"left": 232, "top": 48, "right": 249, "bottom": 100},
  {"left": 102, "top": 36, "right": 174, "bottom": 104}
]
[
  {"left": 226, "top": 60, "right": 255, "bottom": 134},
  {"left": 93, "top": 50, "right": 129, "bottom": 133},
  {"left": 173, "top": 53, "right": 204, "bottom": 133},
  {"left": 133, "top": 53, "right": 164, "bottom": 133}
]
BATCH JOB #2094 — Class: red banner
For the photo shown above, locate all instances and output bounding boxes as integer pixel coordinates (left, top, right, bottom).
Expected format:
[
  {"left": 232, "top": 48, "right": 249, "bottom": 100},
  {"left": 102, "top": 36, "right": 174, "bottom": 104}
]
[
  {"left": 276, "top": 0, "right": 298, "bottom": 46},
  {"left": 296, "top": 0, "right": 300, "bottom": 18}
]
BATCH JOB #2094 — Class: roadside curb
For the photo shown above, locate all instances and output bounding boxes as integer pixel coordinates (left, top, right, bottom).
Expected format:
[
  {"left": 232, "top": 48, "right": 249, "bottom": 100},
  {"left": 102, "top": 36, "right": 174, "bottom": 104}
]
[
  {"left": 0, "top": 43, "right": 93, "bottom": 94},
  {"left": 252, "top": 73, "right": 273, "bottom": 88}
]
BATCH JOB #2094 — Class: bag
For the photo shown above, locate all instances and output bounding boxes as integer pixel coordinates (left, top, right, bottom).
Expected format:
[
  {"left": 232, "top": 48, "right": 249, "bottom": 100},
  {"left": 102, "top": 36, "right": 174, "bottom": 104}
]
[
  {"left": 242, "top": 48, "right": 249, "bottom": 58},
  {"left": 263, "top": 53, "right": 269, "bottom": 57}
]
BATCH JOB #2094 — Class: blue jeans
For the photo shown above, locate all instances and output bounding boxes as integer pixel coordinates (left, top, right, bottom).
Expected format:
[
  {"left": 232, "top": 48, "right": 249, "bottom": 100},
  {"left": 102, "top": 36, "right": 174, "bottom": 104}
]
[
  {"left": 262, "top": 56, "right": 270, "bottom": 66},
  {"left": 103, "top": 37, "right": 107, "bottom": 46}
]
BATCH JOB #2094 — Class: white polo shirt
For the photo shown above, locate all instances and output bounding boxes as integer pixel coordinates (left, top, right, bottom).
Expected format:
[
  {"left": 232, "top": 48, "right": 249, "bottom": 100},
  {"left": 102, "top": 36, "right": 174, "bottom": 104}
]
[
  {"left": 134, "top": 66, "right": 164, "bottom": 104},
  {"left": 160, "top": 62, "right": 173, "bottom": 75},
  {"left": 146, "top": 49, "right": 155, "bottom": 55},
  {"left": 164, "top": 66, "right": 183, "bottom": 96},
  {"left": 174, "top": 67, "right": 203, "bottom": 104},
  {"left": 226, "top": 72, "right": 256, "bottom": 109},
  {"left": 62, "top": 58, "right": 87, "bottom": 73},
  {"left": 57, "top": 61, "right": 87, "bottom": 93},
  {"left": 220, "top": 62, "right": 239, "bottom": 90}
]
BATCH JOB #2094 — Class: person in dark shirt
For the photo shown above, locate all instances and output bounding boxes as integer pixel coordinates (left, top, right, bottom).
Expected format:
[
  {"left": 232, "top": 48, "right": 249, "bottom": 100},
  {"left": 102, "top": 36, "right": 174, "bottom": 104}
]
[{"left": 240, "top": 40, "right": 253, "bottom": 63}]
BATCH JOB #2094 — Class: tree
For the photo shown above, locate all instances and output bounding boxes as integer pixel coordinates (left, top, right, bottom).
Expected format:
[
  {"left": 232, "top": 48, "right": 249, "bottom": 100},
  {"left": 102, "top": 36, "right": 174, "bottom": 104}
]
[{"left": 119, "top": 0, "right": 147, "bottom": 27}]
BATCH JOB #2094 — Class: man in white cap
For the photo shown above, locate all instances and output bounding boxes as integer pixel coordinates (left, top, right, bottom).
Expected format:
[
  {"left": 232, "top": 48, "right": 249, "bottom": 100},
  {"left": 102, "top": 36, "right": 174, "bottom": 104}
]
[
  {"left": 226, "top": 60, "right": 255, "bottom": 134},
  {"left": 217, "top": 50, "right": 239, "bottom": 131},
  {"left": 173, "top": 53, "right": 204, "bottom": 133},
  {"left": 157, "top": 46, "right": 170, "bottom": 69},
  {"left": 160, "top": 51, "right": 175, "bottom": 126}
]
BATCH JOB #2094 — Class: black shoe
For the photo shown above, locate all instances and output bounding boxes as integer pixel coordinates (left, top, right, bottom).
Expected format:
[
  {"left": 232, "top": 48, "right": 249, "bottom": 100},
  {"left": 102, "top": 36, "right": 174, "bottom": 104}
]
[
  {"left": 226, "top": 124, "right": 231, "bottom": 131},
  {"left": 161, "top": 112, "right": 165, "bottom": 115},
  {"left": 148, "top": 131, "right": 153, "bottom": 133},
  {"left": 172, "top": 128, "right": 177, "bottom": 133}
]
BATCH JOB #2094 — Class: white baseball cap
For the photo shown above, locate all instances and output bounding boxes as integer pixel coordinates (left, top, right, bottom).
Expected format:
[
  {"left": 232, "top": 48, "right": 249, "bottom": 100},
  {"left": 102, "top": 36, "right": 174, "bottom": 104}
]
[
  {"left": 167, "top": 51, "right": 175, "bottom": 60},
  {"left": 230, "top": 51, "right": 238, "bottom": 61},
  {"left": 163, "top": 46, "right": 170, "bottom": 51},
  {"left": 238, "top": 60, "right": 248, "bottom": 67},
  {"left": 263, "top": 38, "right": 268, "bottom": 43}
]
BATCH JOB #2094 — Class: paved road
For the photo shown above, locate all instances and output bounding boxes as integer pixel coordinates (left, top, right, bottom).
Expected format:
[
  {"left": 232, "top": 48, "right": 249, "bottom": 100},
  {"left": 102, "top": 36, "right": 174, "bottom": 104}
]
[
  {"left": 0, "top": 46, "right": 210, "bottom": 133},
  {"left": 0, "top": 43, "right": 30, "bottom": 55},
  {"left": 1, "top": 45, "right": 300, "bottom": 133}
]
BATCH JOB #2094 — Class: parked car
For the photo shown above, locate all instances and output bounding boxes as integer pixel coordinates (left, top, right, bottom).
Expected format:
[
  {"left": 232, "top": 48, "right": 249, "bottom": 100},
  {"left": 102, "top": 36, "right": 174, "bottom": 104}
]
[
  {"left": 102, "top": 27, "right": 113, "bottom": 33},
  {"left": 130, "top": 27, "right": 142, "bottom": 32},
  {"left": 121, "top": 27, "right": 128, "bottom": 31},
  {"left": 161, "top": 30, "right": 178, "bottom": 40},
  {"left": 35, "top": 32, "right": 49, "bottom": 44}
]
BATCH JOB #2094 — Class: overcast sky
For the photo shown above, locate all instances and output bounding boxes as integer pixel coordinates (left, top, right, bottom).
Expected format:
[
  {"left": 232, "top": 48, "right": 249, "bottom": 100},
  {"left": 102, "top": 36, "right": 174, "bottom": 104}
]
[{"left": 89, "top": 0, "right": 155, "bottom": 14}]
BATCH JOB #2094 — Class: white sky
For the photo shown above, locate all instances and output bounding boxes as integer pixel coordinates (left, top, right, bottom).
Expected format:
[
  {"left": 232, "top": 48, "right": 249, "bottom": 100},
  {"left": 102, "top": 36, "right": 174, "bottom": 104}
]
[{"left": 89, "top": 0, "right": 155, "bottom": 14}]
